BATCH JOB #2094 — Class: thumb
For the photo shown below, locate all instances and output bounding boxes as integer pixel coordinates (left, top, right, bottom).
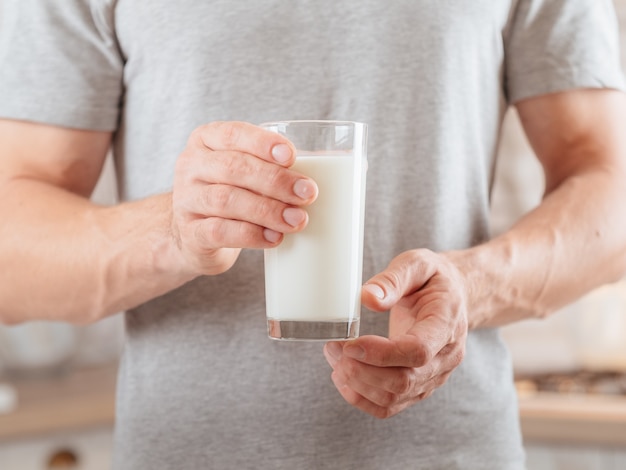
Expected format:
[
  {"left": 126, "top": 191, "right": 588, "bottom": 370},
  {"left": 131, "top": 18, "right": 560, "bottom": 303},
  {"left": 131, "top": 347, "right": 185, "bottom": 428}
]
[
  {"left": 361, "top": 282, "right": 391, "bottom": 312},
  {"left": 361, "top": 249, "right": 438, "bottom": 311}
]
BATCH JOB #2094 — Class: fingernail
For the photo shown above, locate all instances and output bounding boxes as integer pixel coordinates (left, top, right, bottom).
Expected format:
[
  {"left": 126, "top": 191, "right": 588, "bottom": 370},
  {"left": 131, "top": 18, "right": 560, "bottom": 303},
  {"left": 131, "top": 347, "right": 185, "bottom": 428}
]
[
  {"left": 271, "top": 144, "right": 292, "bottom": 164},
  {"left": 325, "top": 341, "right": 342, "bottom": 362},
  {"left": 344, "top": 344, "right": 365, "bottom": 360},
  {"left": 293, "top": 179, "right": 317, "bottom": 200},
  {"left": 282, "top": 208, "right": 306, "bottom": 227},
  {"left": 263, "top": 229, "right": 281, "bottom": 243},
  {"left": 363, "top": 283, "right": 385, "bottom": 299}
]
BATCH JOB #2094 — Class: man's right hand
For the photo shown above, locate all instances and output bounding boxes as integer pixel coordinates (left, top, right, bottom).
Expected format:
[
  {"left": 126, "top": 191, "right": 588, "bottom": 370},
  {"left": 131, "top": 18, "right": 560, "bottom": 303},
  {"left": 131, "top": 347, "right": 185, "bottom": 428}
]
[
  {"left": 0, "top": 119, "right": 317, "bottom": 324},
  {"left": 171, "top": 121, "right": 318, "bottom": 276}
]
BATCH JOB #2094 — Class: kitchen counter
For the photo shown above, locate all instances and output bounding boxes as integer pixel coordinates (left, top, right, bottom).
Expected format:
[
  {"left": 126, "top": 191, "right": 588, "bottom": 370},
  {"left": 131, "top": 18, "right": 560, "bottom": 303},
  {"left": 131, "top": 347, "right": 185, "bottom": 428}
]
[
  {"left": 1, "top": 363, "right": 626, "bottom": 447},
  {"left": 518, "top": 388, "right": 626, "bottom": 447},
  {"left": 0, "top": 364, "right": 116, "bottom": 441}
]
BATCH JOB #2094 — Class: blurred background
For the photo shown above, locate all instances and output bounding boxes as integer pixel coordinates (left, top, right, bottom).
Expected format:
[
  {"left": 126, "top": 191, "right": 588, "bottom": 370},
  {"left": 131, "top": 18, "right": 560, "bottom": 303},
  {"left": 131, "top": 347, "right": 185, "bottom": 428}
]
[{"left": 1, "top": 2, "right": 626, "bottom": 469}]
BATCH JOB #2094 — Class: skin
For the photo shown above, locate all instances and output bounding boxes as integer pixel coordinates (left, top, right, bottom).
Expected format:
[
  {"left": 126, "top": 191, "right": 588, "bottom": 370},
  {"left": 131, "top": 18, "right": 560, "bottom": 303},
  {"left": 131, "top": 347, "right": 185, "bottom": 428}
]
[
  {"left": 1, "top": 89, "right": 626, "bottom": 420},
  {"left": 324, "top": 89, "right": 626, "bottom": 418},
  {"left": 0, "top": 121, "right": 317, "bottom": 323}
]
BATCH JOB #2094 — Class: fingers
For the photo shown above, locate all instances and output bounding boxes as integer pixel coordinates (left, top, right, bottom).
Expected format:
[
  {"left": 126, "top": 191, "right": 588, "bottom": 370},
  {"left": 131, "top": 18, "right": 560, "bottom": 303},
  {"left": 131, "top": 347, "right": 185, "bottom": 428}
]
[
  {"left": 171, "top": 121, "right": 320, "bottom": 274},
  {"left": 183, "top": 184, "right": 311, "bottom": 250},
  {"left": 192, "top": 121, "right": 297, "bottom": 166},
  {"left": 360, "top": 249, "right": 469, "bottom": 364},
  {"left": 339, "top": 335, "right": 433, "bottom": 368},
  {"left": 189, "top": 217, "right": 282, "bottom": 250},
  {"left": 361, "top": 249, "right": 439, "bottom": 312},
  {"left": 330, "top": 371, "right": 448, "bottom": 420},
  {"left": 180, "top": 184, "right": 308, "bottom": 234},
  {"left": 180, "top": 149, "right": 318, "bottom": 207},
  {"left": 335, "top": 329, "right": 464, "bottom": 370},
  {"left": 334, "top": 249, "right": 470, "bottom": 418},
  {"left": 324, "top": 340, "right": 462, "bottom": 419}
]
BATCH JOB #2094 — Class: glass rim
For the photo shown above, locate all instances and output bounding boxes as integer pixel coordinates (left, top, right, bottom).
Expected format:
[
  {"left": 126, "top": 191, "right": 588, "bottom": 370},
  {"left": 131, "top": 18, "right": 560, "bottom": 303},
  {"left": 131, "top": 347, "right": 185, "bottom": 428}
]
[{"left": 259, "top": 120, "right": 366, "bottom": 128}]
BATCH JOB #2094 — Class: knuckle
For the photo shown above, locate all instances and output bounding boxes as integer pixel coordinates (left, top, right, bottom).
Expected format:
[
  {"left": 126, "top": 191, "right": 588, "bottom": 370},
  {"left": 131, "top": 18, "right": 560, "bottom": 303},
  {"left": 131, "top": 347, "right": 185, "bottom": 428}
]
[
  {"left": 236, "top": 154, "right": 256, "bottom": 179},
  {"left": 342, "top": 360, "right": 359, "bottom": 381},
  {"left": 199, "top": 217, "right": 226, "bottom": 246},
  {"left": 174, "top": 149, "right": 196, "bottom": 180},
  {"left": 189, "top": 125, "right": 206, "bottom": 144},
  {"left": 424, "top": 348, "right": 438, "bottom": 364},
  {"left": 412, "top": 345, "right": 429, "bottom": 365},
  {"left": 401, "top": 340, "right": 431, "bottom": 366},
  {"left": 423, "top": 336, "right": 445, "bottom": 362},
  {"left": 375, "top": 407, "right": 395, "bottom": 420},
  {"left": 208, "top": 185, "right": 234, "bottom": 212},
  {"left": 405, "top": 248, "right": 434, "bottom": 264},
  {"left": 379, "top": 270, "right": 402, "bottom": 294},
  {"left": 255, "top": 197, "right": 277, "bottom": 221},
  {"left": 190, "top": 123, "right": 218, "bottom": 149},
  {"left": 450, "top": 345, "right": 466, "bottom": 368},
  {"left": 265, "top": 163, "right": 286, "bottom": 188},
  {"left": 222, "top": 153, "right": 260, "bottom": 187},
  {"left": 434, "top": 373, "right": 451, "bottom": 389},
  {"left": 213, "top": 150, "right": 233, "bottom": 172},
  {"left": 236, "top": 220, "right": 261, "bottom": 244},
  {"left": 216, "top": 121, "right": 243, "bottom": 148},
  {"left": 341, "top": 387, "right": 361, "bottom": 408},
  {"left": 390, "top": 370, "right": 413, "bottom": 395},
  {"left": 380, "top": 390, "right": 400, "bottom": 408},
  {"left": 418, "top": 390, "right": 434, "bottom": 401}
]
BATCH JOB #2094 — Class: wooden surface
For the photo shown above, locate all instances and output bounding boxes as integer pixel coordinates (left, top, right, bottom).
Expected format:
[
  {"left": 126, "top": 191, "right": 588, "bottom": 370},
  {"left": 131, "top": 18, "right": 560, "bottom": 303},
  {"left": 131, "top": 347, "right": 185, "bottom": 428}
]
[
  {"left": 0, "top": 364, "right": 117, "bottom": 441},
  {"left": 519, "top": 390, "right": 626, "bottom": 447},
  {"left": 2, "top": 363, "right": 626, "bottom": 447}
]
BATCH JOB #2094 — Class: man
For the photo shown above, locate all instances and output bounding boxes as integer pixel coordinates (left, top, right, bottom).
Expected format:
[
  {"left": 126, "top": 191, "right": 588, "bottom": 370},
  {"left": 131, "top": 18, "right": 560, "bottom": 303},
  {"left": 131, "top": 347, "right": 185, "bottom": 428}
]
[{"left": 1, "top": 1, "right": 625, "bottom": 469}]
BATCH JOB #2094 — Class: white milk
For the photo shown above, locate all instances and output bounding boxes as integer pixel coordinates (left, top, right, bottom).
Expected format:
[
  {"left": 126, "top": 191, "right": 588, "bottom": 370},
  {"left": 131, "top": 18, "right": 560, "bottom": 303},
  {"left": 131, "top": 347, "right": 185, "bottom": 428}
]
[{"left": 264, "top": 154, "right": 367, "bottom": 324}]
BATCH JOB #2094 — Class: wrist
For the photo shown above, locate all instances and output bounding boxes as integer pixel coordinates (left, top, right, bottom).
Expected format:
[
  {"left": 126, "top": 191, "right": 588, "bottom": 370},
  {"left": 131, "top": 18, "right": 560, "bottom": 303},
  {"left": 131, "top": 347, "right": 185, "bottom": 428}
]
[
  {"left": 91, "top": 193, "right": 199, "bottom": 317},
  {"left": 443, "top": 248, "right": 490, "bottom": 330},
  {"left": 444, "top": 239, "right": 521, "bottom": 330}
]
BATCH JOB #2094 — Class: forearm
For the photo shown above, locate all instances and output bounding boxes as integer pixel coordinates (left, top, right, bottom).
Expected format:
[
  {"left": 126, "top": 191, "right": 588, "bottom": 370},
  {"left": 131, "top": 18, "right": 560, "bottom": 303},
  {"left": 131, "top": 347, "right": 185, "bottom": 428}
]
[
  {"left": 0, "top": 179, "right": 195, "bottom": 324},
  {"left": 451, "top": 166, "right": 626, "bottom": 329}
]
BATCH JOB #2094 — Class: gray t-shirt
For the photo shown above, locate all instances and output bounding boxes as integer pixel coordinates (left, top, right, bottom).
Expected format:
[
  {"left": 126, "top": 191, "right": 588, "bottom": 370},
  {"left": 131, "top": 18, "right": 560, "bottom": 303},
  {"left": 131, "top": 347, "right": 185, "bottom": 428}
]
[{"left": 0, "top": 1, "right": 624, "bottom": 469}]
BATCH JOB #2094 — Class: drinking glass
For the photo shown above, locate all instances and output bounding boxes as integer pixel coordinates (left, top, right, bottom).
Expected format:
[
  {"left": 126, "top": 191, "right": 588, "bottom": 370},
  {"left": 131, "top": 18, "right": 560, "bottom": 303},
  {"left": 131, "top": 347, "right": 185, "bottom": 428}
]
[{"left": 262, "top": 120, "right": 368, "bottom": 341}]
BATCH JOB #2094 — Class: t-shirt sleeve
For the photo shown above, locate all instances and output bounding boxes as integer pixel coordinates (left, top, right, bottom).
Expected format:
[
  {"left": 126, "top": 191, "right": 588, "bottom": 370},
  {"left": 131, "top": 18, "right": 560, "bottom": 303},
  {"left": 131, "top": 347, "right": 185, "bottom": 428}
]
[
  {"left": 0, "top": 0, "right": 124, "bottom": 131},
  {"left": 504, "top": 0, "right": 625, "bottom": 104}
]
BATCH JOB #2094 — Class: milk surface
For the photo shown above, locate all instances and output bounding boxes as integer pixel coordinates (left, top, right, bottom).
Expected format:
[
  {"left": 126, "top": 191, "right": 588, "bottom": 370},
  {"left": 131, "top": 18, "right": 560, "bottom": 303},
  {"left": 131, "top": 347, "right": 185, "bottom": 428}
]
[{"left": 265, "top": 154, "right": 366, "bottom": 322}]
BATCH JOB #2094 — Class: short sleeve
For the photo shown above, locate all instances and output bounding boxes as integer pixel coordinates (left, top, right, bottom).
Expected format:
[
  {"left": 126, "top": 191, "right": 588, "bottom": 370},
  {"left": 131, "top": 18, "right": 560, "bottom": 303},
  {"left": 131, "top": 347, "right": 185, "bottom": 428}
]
[
  {"left": 504, "top": 0, "right": 625, "bottom": 104},
  {"left": 0, "top": 0, "right": 124, "bottom": 131}
]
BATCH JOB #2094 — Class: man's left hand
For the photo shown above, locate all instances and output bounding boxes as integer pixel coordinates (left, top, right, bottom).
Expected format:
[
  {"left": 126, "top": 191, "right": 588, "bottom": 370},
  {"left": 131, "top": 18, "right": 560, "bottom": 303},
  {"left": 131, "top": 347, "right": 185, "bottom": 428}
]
[{"left": 323, "top": 249, "right": 469, "bottom": 419}]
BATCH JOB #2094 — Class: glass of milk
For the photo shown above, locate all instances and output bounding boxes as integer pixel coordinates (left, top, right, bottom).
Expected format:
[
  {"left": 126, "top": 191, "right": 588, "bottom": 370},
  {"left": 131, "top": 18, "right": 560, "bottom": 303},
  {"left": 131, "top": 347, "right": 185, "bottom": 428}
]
[{"left": 261, "top": 121, "right": 368, "bottom": 341}]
